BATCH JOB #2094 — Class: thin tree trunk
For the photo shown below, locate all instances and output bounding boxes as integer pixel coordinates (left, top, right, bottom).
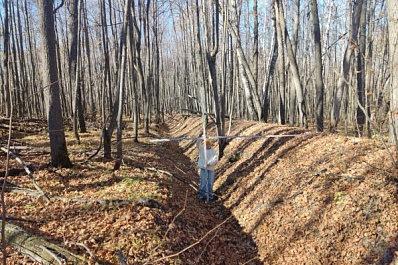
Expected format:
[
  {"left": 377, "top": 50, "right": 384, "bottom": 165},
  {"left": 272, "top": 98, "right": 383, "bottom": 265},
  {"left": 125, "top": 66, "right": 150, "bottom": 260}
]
[
  {"left": 275, "top": 0, "right": 306, "bottom": 127},
  {"left": 115, "top": 0, "right": 131, "bottom": 170},
  {"left": 261, "top": 0, "right": 278, "bottom": 123}
]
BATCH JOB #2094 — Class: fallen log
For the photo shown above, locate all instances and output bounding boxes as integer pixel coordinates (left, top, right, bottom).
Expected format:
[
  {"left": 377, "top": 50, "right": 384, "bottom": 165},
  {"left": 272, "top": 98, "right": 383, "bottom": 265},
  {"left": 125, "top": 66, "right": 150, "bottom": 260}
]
[
  {"left": 0, "top": 168, "right": 26, "bottom": 177},
  {"left": 7, "top": 145, "right": 50, "bottom": 154},
  {"left": 7, "top": 184, "right": 166, "bottom": 211},
  {"left": 2, "top": 220, "right": 85, "bottom": 264},
  {"left": 0, "top": 147, "right": 50, "bottom": 203}
]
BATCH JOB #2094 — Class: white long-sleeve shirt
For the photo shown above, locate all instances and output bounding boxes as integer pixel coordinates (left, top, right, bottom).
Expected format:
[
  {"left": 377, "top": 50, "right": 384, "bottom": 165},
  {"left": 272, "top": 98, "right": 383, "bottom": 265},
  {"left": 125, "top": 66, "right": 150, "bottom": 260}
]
[{"left": 196, "top": 139, "right": 218, "bottom": 171}]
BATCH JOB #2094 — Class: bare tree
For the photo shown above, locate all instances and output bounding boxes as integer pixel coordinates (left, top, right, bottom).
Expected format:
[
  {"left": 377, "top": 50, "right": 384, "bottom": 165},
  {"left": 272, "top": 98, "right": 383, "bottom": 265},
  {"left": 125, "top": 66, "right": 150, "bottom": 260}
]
[
  {"left": 3, "top": 0, "right": 10, "bottom": 117},
  {"left": 275, "top": 0, "right": 306, "bottom": 127},
  {"left": 310, "top": 0, "right": 324, "bottom": 132},
  {"left": 387, "top": 0, "right": 398, "bottom": 147},
  {"left": 37, "top": 0, "right": 72, "bottom": 168},
  {"left": 330, "top": 0, "right": 364, "bottom": 130}
]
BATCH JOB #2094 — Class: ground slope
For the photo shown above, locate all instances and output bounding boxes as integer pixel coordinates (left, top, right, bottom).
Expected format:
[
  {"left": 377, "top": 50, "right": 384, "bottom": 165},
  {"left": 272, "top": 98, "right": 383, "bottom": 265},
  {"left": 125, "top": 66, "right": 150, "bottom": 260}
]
[
  {"left": 0, "top": 117, "right": 260, "bottom": 264},
  {"left": 170, "top": 115, "right": 398, "bottom": 264}
]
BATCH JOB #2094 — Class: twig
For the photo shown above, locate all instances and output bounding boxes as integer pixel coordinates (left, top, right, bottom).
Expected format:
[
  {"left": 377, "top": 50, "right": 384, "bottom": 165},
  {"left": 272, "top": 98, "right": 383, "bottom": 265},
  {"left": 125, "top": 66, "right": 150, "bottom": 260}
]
[
  {"left": 39, "top": 246, "right": 63, "bottom": 265},
  {"left": 242, "top": 256, "right": 260, "bottom": 265},
  {"left": 148, "top": 215, "right": 233, "bottom": 264},
  {"left": 334, "top": 69, "right": 396, "bottom": 167},
  {"left": 68, "top": 241, "right": 99, "bottom": 264},
  {"left": 5, "top": 216, "right": 37, "bottom": 223},
  {"left": 81, "top": 129, "right": 104, "bottom": 164},
  {"left": 0, "top": 147, "right": 50, "bottom": 203},
  {"left": 317, "top": 172, "right": 364, "bottom": 181},
  {"left": 285, "top": 175, "right": 317, "bottom": 201},
  {"left": 196, "top": 224, "right": 222, "bottom": 263},
  {"left": 142, "top": 191, "right": 188, "bottom": 264}
]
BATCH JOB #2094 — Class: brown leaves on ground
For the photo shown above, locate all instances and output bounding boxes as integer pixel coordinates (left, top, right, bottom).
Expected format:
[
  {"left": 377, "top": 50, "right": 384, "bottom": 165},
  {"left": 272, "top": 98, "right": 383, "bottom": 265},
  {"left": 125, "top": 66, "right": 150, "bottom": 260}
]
[
  {"left": 1, "top": 115, "right": 398, "bottom": 264},
  {"left": 0, "top": 117, "right": 259, "bottom": 264},
  {"left": 173, "top": 116, "right": 398, "bottom": 265}
]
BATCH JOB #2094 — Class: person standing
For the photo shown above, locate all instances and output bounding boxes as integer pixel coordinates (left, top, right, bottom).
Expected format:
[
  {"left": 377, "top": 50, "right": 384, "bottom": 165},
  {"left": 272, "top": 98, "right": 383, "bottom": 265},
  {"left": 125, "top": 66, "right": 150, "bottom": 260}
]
[{"left": 196, "top": 138, "right": 218, "bottom": 201}]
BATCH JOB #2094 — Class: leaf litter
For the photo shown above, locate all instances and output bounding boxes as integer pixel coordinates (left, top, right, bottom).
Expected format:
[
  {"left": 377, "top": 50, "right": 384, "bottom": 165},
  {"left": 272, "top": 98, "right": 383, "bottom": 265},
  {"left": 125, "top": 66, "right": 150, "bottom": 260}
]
[{"left": 0, "top": 115, "right": 397, "bottom": 264}]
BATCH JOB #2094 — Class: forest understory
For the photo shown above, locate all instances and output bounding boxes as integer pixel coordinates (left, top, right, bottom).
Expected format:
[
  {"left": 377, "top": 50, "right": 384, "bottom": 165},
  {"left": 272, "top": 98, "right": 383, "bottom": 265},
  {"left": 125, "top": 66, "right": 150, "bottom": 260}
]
[{"left": 0, "top": 115, "right": 398, "bottom": 264}]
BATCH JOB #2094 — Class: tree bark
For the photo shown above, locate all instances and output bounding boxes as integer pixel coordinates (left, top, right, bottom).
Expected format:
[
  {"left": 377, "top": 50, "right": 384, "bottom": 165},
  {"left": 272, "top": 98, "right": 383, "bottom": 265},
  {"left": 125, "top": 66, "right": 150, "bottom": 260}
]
[
  {"left": 387, "top": 0, "right": 398, "bottom": 146},
  {"left": 356, "top": 0, "right": 367, "bottom": 136},
  {"left": 37, "top": 0, "right": 72, "bottom": 168},
  {"left": 275, "top": 0, "right": 306, "bottom": 127},
  {"left": 3, "top": 0, "right": 10, "bottom": 117},
  {"left": 310, "top": 0, "right": 324, "bottom": 132},
  {"left": 1, "top": 220, "right": 84, "bottom": 264},
  {"left": 331, "top": 0, "right": 364, "bottom": 130},
  {"left": 115, "top": 0, "right": 132, "bottom": 170}
]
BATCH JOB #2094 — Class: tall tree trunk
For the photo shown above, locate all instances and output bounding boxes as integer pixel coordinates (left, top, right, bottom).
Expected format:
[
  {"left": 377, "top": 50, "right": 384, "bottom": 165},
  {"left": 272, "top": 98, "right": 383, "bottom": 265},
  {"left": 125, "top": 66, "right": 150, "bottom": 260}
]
[
  {"left": 226, "top": 2, "right": 261, "bottom": 120},
  {"left": 310, "top": 0, "right": 324, "bottom": 132},
  {"left": 115, "top": 0, "right": 132, "bottom": 170},
  {"left": 253, "top": 0, "right": 259, "bottom": 86},
  {"left": 37, "top": 0, "right": 72, "bottom": 168},
  {"left": 275, "top": 0, "right": 306, "bottom": 127},
  {"left": 387, "top": 0, "right": 398, "bottom": 147},
  {"left": 127, "top": 10, "right": 138, "bottom": 143},
  {"left": 331, "top": 0, "right": 364, "bottom": 130},
  {"left": 274, "top": 0, "right": 286, "bottom": 124},
  {"left": 143, "top": 0, "right": 152, "bottom": 134},
  {"left": 82, "top": 0, "right": 95, "bottom": 114},
  {"left": 69, "top": 0, "right": 86, "bottom": 136},
  {"left": 261, "top": 0, "right": 278, "bottom": 124},
  {"left": 3, "top": 0, "right": 10, "bottom": 117},
  {"left": 204, "top": 0, "right": 225, "bottom": 156},
  {"left": 356, "top": 0, "right": 367, "bottom": 136}
]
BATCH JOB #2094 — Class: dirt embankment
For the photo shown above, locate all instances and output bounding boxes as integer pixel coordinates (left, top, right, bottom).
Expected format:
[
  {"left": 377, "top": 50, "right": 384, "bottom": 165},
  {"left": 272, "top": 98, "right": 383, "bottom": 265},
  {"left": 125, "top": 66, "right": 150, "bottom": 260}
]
[{"left": 170, "top": 115, "right": 398, "bottom": 264}]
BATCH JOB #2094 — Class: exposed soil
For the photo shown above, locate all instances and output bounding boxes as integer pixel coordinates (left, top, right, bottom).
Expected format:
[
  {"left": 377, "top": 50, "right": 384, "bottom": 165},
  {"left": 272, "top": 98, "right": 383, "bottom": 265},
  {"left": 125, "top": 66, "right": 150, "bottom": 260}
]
[{"left": 0, "top": 115, "right": 397, "bottom": 264}]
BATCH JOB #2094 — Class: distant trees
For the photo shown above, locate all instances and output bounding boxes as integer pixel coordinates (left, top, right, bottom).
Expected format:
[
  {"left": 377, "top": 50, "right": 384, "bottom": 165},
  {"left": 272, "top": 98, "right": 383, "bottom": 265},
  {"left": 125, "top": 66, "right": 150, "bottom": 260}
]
[{"left": 0, "top": 0, "right": 397, "bottom": 158}]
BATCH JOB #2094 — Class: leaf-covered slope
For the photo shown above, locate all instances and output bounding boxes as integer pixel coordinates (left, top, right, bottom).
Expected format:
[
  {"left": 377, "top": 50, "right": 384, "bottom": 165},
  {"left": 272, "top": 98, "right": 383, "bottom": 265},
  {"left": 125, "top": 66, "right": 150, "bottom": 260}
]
[
  {"left": 171, "top": 116, "right": 398, "bottom": 264},
  {"left": 0, "top": 118, "right": 260, "bottom": 264}
]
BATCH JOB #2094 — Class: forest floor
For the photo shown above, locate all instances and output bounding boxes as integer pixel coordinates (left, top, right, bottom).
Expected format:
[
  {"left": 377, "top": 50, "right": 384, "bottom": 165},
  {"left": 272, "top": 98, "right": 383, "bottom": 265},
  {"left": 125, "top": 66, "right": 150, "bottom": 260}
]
[{"left": 0, "top": 115, "right": 397, "bottom": 264}]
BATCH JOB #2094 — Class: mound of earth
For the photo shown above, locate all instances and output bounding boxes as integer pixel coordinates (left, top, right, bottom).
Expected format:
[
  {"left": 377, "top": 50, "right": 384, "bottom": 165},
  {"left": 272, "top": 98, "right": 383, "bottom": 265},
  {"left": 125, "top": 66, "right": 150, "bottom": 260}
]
[{"left": 170, "top": 115, "right": 398, "bottom": 264}]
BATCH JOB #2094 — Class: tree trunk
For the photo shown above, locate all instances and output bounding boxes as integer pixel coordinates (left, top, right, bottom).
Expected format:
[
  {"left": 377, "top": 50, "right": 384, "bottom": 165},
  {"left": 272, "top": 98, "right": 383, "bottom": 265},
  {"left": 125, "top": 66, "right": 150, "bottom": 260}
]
[
  {"left": 69, "top": 0, "right": 86, "bottom": 137},
  {"left": 331, "top": 0, "right": 364, "bottom": 130},
  {"left": 253, "top": 0, "right": 259, "bottom": 86},
  {"left": 143, "top": 0, "right": 152, "bottom": 134},
  {"left": 37, "top": 0, "right": 72, "bottom": 168},
  {"left": 2, "top": 220, "right": 84, "bottom": 264},
  {"left": 274, "top": 0, "right": 286, "bottom": 125},
  {"left": 310, "top": 0, "right": 324, "bottom": 132},
  {"left": 356, "top": 0, "right": 367, "bottom": 136},
  {"left": 275, "top": 0, "right": 306, "bottom": 127},
  {"left": 387, "top": 0, "right": 398, "bottom": 146},
  {"left": 115, "top": 0, "right": 131, "bottom": 170},
  {"left": 3, "top": 0, "right": 10, "bottom": 117},
  {"left": 203, "top": 0, "right": 226, "bottom": 156}
]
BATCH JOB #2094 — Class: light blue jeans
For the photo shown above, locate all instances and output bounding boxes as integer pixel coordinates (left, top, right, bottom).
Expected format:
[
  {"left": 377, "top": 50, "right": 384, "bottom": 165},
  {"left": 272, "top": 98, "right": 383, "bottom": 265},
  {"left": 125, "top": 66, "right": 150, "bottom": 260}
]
[{"left": 199, "top": 168, "right": 215, "bottom": 200}]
